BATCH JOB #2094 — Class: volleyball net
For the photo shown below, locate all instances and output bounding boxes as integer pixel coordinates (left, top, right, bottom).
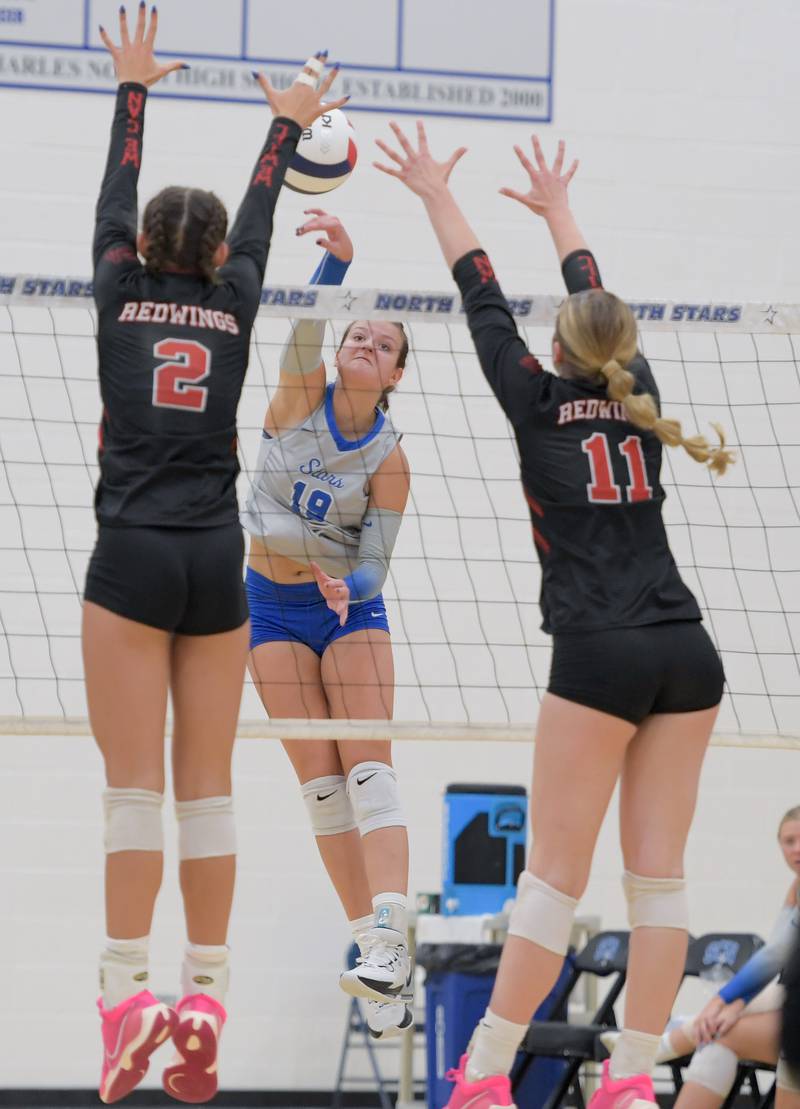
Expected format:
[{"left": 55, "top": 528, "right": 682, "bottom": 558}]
[{"left": 0, "top": 281, "right": 798, "bottom": 748}]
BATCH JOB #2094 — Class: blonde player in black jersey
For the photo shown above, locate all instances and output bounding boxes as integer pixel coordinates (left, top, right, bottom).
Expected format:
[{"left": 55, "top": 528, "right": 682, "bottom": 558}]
[
  {"left": 376, "top": 122, "right": 732, "bottom": 1109},
  {"left": 86, "top": 6, "right": 344, "bottom": 1101},
  {"left": 242, "top": 212, "right": 414, "bottom": 1039}
]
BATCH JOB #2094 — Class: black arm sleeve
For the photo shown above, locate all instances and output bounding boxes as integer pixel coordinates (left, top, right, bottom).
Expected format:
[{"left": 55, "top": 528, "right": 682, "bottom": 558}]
[
  {"left": 92, "top": 82, "right": 147, "bottom": 302},
  {"left": 561, "top": 248, "right": 603, "bottom": 294},
  {"left": 219, "top": 116, "right": 302, "bottom": 312},
  {"left": 451, "top": 249, "right": 544, "bottom": 426},
  {"left": 559, "top": 249, "right": 661, "bottom": 403}
]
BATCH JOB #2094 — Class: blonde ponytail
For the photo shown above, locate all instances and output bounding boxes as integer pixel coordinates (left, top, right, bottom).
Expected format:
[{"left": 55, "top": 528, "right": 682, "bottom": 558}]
[{"left": 557, "top": 292, "right": 735, "bottom": 478}]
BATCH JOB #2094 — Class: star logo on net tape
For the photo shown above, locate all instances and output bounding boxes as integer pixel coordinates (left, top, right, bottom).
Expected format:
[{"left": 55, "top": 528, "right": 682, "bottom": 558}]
[
  {"left": 339, "top": 290, "right": 359, "bottom": 312},
  {"left": 763, "top": 305, "right": 778, "bottom": 326}
]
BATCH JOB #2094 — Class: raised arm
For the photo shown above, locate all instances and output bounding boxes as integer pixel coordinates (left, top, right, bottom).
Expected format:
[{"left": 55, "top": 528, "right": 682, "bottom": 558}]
[
  {"left": 374, "top": 121, "right": 543, "bottom": 426},
  {"left": 264, "top": 210, "right": 353, "bottom": 434},
  {"left": 93, "top": 5, "right": 184, "bottom": 296},
  {"left": 221, "top": 56, "right": 349, "bottom": 308},
  {"left": 500, "top": 135, "right": 602, "bottom": 294}
]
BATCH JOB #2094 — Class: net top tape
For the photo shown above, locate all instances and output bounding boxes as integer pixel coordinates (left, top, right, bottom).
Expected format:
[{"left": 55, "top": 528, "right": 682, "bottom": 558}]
[{"left": 0, "top": 276, "right": 798, "bottom": 333}]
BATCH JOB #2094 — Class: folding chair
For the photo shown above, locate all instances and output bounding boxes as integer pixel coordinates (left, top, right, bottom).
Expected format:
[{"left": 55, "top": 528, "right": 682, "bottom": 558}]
[
  {"left": 511, "top": 930, "right": 631, "bottom": 1109},
  {"left": 667, "top": 933, "right": 772, "bottom": 1109}
]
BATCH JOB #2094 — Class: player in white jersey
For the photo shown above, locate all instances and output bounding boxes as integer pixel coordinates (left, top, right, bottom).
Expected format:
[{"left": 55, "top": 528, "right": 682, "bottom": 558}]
[{"left": 241, "top": 211, "right": 413, "bottom": 1037}]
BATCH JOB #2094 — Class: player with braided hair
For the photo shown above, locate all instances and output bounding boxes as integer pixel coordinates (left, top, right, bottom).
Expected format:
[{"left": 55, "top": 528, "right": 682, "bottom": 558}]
[
  {"left": 376, "top": 122, "right": 731, "bottom": 1109},
  {"left": 85, "top": 4, "right": 346, "bottom": 1102}
]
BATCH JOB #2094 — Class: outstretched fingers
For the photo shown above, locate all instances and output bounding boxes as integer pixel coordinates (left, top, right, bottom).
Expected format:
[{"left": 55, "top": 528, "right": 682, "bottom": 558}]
[
  {"left": 118, "top": 5, "right": 131, "bottom": 47},
  {"left": 514, "top": 143, "right": 537, "bottom": 180},
  {"left": 133, "top": 0, "right": 147, "bottom": 44},
  {"left": 375, "top": 138, "right": 405, "bottom": 167},
  {"left": 373, "top": 160, "right": 403, "bottom": 180},
  {"left": 416, "top": 119, "right": 429, "bottom": 154},
  {"left": 144, "top": 4, "right": 158, "bottom": 48},
  {"left": 98, "top": 24, "right": 119, "bottom": 58},
  {"left": 531, "top": 134, "right": 548, "bottom": 171},
  {"left": 445, "top": 146, "right": 467, "bottom": 179},
  {"left": 317, "top": 63, "right": 341, "bottom": 98},
  {"left": 389, "top": 121, "right": 416, "bottom": 158},
  {"left": 563, "top": 157, "right": 579, "bottom": 185},
  {"left": 498, "top": 186, "right": 529, "bottom": 205}
]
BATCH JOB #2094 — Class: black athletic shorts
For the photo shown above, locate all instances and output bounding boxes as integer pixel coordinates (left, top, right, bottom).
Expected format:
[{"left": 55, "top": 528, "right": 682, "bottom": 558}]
[
  {"left": 84, "top": 523, "right": 248, "bottom": 635},
  {"left": 548, "top": 620, "right": 725, "bottom": 724}
]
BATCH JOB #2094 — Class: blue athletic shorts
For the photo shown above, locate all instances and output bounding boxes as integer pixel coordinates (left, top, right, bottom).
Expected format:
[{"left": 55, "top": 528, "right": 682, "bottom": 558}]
[{"left": 245, "top": 567, "right": 390, "bottom": 656}]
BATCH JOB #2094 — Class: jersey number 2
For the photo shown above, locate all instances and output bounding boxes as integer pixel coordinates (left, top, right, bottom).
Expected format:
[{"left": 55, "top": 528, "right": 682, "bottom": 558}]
[
  {"left": 581, "top": 432, "right": 652, "bottom": 503},
  {"left": 152, "top": 339, "right": 211, "bottom": 412}
]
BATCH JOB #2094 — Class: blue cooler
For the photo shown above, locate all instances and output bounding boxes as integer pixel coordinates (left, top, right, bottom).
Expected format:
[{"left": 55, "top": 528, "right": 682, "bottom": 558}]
[
  {"left": 423, "top": 946, "right": 572, "bottom": 1109},
  {"left": 442, "top": 783, "right": 527, "bottom": 915}
]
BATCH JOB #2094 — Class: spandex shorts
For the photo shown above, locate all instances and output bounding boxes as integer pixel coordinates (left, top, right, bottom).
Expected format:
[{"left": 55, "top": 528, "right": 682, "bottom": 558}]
[
  {"left": 84, "top": 523, "right": 248, "bottom": 635},
  {"left": 548, "top": 620, "right": 725, "bottom": 724},
  {"left": 246, "top": 566, "right": 390, "bottom": 657}
]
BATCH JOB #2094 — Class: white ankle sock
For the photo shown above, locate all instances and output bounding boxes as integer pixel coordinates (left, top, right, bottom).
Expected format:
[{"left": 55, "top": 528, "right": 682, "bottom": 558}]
[
  {"left": 349, "top": 914, "right": 374, "bottom": 956},
  {"left": 466, "top": 1008, "right": 528, "bottom": 1082},
  {"left": 610, "top": 1028, "right": 661, "bottom": 1079},
  {"left": 372, "top": 892, "right": 408, "bottom": 937},
  {"left": 181, "top": 942, "right": 229, "bottom": 1005},
  {"left": 100, "top": 935, "right": 150, "bottom": 1009}
]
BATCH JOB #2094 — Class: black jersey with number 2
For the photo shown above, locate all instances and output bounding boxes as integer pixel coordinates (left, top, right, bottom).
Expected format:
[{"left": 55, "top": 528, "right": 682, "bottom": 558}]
[
  {"left": 92, "top": 82, "right": 301, "bottom": 528},
  {"left": 452, "top": 248, "right": 701, "bottom": 634}
]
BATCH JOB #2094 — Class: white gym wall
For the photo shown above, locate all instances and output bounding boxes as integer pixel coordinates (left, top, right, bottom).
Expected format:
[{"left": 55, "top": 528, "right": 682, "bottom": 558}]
[{"left": 1, "top": 0, "right": 798, "bottom": 1091}]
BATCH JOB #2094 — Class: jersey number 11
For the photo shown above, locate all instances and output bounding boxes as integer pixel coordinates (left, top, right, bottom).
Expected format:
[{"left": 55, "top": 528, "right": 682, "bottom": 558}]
[{"left": 581, "top": 432, "right": 653, "bottom": 503}]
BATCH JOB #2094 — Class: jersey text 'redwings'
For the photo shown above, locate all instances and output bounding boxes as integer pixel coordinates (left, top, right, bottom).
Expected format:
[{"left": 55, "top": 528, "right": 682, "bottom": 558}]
[
  {"left": 92, "top": 82, "right": 300, "bottom": 528},
  {"left": 451, "top": 247, "right": 701, "bottom": 634},
  {"left": 116, "top": 301, "right": 240, "bottom": 333}
]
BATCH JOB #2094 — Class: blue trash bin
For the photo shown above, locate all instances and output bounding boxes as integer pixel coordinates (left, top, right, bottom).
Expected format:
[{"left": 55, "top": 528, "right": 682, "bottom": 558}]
[{"left": 421, "top": 944, "right": 572, "bottom": 1109}]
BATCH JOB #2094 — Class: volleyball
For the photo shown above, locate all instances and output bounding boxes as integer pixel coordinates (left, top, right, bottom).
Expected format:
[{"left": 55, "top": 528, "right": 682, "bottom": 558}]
[{"left": 285, "top": 108, "right": 357, "bottom": 194}]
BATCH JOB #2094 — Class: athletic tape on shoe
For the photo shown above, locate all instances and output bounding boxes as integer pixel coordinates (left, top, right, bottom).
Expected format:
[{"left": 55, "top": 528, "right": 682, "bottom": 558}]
[
  {"left": 623, "top": 871, "right": 689, "bottom": 930},
  {"left": 301, "top": 775, "right": 356, "bottom": 836},
  {"left": 346, "top": 761, "right": 406, "bottom": 836},
  {"left": 103, "top": 787, "right": 164, "bottom": 854},
  {"left": 507, "top": 871, "right": 578, "bottom": 956},
  {"left": 685, "top": 1042, "right": 738, "bottom": 1097},
  {"left": 175, "top": 795, "right": 236, "bottom": 860},
  {"left": 777, "top": 1057, "right": 800, "bottom": 1094}
]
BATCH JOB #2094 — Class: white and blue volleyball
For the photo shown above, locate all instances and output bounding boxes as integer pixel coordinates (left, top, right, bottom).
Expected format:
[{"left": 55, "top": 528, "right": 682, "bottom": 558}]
[{"left": 285, "top": 108, "right": 357, "bottom": 194}]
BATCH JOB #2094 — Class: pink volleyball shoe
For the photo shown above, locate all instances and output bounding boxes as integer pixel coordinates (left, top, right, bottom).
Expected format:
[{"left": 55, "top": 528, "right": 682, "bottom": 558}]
[
  {"left": 442, "top": 1054, "right": 516, "bottom": 1109},
  {"left": 98, "top": 989, "right": 176, "bottom": 1104},
  {"left": 587, "top": 1059, "right": 658, "bottom": 1109},
  {"left": 162, "top": 993, "right": 227, "bottom": 1104}
]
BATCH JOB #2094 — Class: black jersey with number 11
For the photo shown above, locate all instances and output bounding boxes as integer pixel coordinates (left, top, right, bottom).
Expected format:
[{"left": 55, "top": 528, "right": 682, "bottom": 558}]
[
  {"left": 92, "top": 82, "right": 301, "bottom": 529},
  {"left": 452, "top": 248, "right": 701, "bottom": 634}
]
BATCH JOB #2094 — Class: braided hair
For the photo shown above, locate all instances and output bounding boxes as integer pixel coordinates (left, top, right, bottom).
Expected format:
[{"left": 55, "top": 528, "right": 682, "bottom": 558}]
[
  {"left": 141, "top": 187, "right": 228, "bottom": 283},
  {"left": 556, "top": 289, "right": 735, "bottom": 477}
]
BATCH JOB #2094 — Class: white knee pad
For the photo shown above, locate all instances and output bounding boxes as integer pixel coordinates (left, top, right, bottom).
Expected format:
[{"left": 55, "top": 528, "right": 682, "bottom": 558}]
[
  {"left": 777, "top": 1057, "right": 800, "bottom": 1094},
  {"left": 623, "top": 870, "right": 688, "bottom": 930},
  {"left": 346, "top": 761, "right": 406, "bottom": 836},
  {"left": 103, "top": 787, "right": 164, "bottom": 854},
  {"left": 301, "top": 775, "right": 357, "bottom": 836},
  {"left": 507, "top": 871, "right": 578, "bottom": 956},
  {"left": 175, "top": 795, "right": 236, "bottom": 860},
  {"left": 685, "top": 1042, "right": 739, "bottom": 1097}
]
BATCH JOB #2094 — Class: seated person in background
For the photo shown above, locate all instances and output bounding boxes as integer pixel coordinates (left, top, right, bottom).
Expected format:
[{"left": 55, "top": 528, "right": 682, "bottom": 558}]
[{"left": 660, "top": 805, "right": 799, "bottom": 1109}]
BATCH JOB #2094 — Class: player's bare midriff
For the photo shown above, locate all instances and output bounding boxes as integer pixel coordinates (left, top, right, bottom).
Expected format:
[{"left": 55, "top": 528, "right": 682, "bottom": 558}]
[{"left": 247, "top": 532, "right": 318, "bottom": 584}]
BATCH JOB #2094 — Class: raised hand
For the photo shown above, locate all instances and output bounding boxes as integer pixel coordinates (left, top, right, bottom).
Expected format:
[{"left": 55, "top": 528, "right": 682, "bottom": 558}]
[
  {"left": 99, "top": 3, "right": 186, "bottom": 88},
  {"left": 499, "top": 136, "right": 579, "bottom": 217},
  {"left": 253, "top": 52, "right": 349, "bottom": 129},
  {"left": 310, "top": 561, "right": 350, "bottom": 626},
  {"left": 296, "top": 209, "right": 354, "bottom": 262},
  {"left": 374, "top": 120, "right": 467, "bottom": 199}
]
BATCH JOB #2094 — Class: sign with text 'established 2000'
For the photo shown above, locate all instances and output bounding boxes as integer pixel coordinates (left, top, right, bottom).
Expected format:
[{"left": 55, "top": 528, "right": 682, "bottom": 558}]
[{"left": 0, "top": 0, "right": 554, "bottom": 122}]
